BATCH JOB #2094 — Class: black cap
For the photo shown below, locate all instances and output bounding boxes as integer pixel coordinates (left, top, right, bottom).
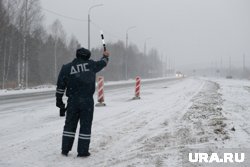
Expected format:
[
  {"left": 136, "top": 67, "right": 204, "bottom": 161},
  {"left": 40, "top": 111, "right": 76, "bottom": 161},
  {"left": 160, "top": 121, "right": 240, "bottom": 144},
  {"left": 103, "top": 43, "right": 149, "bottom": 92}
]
[{"left": 76, "top": 47, "right": 91, "bottom": 60}]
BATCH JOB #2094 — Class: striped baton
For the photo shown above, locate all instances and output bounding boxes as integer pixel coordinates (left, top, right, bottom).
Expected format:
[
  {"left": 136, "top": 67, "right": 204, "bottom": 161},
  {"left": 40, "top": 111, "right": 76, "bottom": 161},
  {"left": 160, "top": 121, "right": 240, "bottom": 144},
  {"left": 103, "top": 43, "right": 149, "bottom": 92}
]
[{"left": 100, "top": 30, "right": 106, "bottom": 51}]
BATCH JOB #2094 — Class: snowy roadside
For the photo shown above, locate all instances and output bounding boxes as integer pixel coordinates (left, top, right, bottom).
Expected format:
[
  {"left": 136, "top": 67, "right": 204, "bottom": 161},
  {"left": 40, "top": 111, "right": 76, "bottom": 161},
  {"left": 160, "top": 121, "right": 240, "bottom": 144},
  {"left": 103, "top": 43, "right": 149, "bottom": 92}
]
[
  {"left": 179, "top": 78, "right": 250, "bottom": 167},
  {"left": 213, "top": 78, "right": 250, "bottom": 149},
  {"left": 0, "top": 85, "right": 56, "bottom": 96},
  {"left": 203, "top": 78, "right": 250, "bottom": 148},
  {"left": 0, "top": 77, "right": 249, "bottom": 167}
]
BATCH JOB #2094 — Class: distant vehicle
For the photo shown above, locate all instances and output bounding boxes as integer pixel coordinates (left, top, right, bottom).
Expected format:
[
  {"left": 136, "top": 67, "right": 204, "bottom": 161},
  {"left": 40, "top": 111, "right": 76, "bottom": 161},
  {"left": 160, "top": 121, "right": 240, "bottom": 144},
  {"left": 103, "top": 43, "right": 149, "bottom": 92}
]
[
  {"left": 176, "top": 71, "right": 184, "bottom": 78},
  {"left": 226, "top": 75, "right": 233, "bottom": 79}
]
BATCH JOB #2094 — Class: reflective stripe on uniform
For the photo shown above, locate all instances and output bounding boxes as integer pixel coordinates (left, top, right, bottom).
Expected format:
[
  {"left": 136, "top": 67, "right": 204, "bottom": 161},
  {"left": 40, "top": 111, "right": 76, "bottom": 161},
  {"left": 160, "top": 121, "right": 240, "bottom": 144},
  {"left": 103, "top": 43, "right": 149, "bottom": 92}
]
[
  {"left": 57, "top": 89, "right": 65, "bottom": 91},
  {"left": 63, "top": 131, "right": 75, "bottom": 138},
  {"left": 79, "top": 133, "right": 91, "bottom": 140},
  {"left": 63, "top": 131, "right": 75, "bottom": 135},
  {"left": 79, "top": 136, "right": 91, "bottom": 140},
  {"left": 63, "top": 134, "right": 75, "bottom": 138},
  {"left": 56, "top": 88, "right": 65, "bottom": 94},
  {"left": 79, "top": 133, "right": 91, "bottom": 137}
]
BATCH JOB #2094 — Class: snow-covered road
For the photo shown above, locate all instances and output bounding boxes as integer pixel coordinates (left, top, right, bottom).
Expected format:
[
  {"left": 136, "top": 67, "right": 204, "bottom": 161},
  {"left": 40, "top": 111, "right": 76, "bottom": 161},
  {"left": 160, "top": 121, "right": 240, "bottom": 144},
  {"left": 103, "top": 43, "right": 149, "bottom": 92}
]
[{"left": 0, "top": 77, "right": 250, "bottom": 167}]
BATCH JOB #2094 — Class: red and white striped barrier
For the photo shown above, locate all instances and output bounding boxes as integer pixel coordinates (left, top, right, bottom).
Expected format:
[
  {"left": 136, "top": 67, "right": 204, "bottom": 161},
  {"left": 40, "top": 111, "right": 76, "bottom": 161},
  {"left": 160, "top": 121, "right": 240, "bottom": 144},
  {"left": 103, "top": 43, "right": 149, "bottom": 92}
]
[
  {"left": 133, "top": 76, "right": 141, "bottom": 100},
  {"left": 96, "top": 76, "right": 106, "bottom": 106}
]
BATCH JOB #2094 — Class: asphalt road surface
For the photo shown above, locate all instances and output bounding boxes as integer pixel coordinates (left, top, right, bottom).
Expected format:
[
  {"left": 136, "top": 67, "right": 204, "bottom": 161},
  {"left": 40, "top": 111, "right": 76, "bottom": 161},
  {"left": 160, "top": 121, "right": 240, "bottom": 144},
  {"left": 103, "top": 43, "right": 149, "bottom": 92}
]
[{"left": 0, "top": 77, "right": 181, "bottom": 106}]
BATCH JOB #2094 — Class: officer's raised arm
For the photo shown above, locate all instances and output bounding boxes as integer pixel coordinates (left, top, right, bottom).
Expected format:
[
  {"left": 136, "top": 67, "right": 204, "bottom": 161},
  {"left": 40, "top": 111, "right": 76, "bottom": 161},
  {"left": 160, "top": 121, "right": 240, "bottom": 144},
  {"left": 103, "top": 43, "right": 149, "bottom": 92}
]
[{"left": 93, "top": 50, "right": 110, "bottom": 73}]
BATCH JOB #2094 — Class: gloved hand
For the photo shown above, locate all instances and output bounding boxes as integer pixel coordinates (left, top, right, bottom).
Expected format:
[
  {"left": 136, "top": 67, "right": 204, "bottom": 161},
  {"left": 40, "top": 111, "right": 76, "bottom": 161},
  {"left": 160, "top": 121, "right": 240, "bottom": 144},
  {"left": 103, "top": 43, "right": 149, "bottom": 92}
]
[
  {"left": 60, "top": 107, "right": 67, "bottom": 117},
  {"left": 56, "top": 98, "right": 66, "bottom": 117},
  {"left": 56, "top": 97, "right": 65, "bottom": 109},
  {"left": 103, "top": 51, "right": 110, "bottom": 58}
]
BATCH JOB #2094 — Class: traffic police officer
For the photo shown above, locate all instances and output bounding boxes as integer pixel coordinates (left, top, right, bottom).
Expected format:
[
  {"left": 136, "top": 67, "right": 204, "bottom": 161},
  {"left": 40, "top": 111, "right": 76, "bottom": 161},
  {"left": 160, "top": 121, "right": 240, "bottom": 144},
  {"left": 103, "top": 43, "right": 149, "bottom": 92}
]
[{"left": 56, "top": 47, "right": 109, "bottom": 157}]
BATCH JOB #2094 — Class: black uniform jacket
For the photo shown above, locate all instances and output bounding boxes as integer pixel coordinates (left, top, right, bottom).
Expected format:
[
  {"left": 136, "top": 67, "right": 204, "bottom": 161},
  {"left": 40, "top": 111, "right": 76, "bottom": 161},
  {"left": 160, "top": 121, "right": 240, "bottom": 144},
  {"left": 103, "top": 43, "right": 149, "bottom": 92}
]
[{"left": 56, "top": 56, "right": 108, "bottom": 99}]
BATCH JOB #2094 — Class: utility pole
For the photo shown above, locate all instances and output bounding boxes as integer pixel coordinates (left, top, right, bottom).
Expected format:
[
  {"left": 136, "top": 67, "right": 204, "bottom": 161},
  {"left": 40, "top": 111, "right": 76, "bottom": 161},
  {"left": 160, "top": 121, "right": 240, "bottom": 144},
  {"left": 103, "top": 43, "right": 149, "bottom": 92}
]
[
  {"left": 229, "top": 56, "right": 232, "bottom": 76},
  {"left": 2, "top": 44, "right": 6, "bottom": 89},
  {"left": 143, "top": 37, "right": 151, "bottom": 57},
  {"left": 168, "top": 56, "right": 171, "bottom": 75},
  {"left": 243, "top": 54, "right": 246, "bottom": 78},
  {"left": 88, "top": 4, "right": 103, "bottom": 50},
  {"left": 88, "top": 13, "right": 90, "bottom": 50},
  {"left": 173, "top": 56, "right": 176, "bottom": 75},
  {"left": 25, "top": 58, "right": 28, "bottom": 88},
  {"left": 165, "top": 56, "right": 168, "bottom": 76},
  {"left": 220, "top": 56, "right": 222, "bottom": 77},
  {"left": 25, "top": 0, "right": 29, "bottom": 88},
  {"left": 21, "top": 0, "right": 28, "bottom": 88},
  {"left": 161, "top": 54, "right": 164, "bottom": 77},
  {"left": 54, "top": 38, "right": 57, "bottom": 82}
]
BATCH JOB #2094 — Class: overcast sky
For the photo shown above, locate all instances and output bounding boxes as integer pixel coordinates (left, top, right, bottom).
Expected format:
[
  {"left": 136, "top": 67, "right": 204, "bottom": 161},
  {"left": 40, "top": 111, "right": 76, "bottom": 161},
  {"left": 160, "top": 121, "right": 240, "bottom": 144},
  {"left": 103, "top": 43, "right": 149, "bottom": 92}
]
[{"left": 41, "top": 0, "right": 250, "bottom": 70}]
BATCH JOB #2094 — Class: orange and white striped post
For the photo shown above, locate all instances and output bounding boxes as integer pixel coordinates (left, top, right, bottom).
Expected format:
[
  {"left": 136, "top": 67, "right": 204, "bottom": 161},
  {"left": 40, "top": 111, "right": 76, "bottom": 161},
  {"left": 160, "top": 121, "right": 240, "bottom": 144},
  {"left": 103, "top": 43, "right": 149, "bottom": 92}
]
[
  {"left": 96, "top": 76, "right": 106, "bottom": 106},
  {"left": 133, "top": 76, "right": 141, "bottom": 100}
]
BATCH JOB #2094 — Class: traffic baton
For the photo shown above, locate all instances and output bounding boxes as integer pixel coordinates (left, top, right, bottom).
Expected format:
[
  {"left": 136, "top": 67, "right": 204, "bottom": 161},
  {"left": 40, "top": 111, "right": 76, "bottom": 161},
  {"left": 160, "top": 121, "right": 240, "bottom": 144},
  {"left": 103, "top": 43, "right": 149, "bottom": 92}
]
[{"left": 100, "top": 30, "right": 106, "bottom": 51}]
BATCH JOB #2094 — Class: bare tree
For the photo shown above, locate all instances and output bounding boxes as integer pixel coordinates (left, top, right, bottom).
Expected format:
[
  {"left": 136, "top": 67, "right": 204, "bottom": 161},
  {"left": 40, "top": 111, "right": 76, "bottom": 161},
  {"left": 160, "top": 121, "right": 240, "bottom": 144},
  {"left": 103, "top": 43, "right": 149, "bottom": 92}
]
[
  {"left": 0, "top": 0, "right": 9, "bottom": 89},
  {"left": 68, "top": 35, "right": 80, "bottom": 57},
  {"left": 0, "top": 0, "right": 81, "bottom": 89},
  {"left": 11, "top": 0, "right": 43, "bottom": 88},
  {"left": 50, "top": 19, "right": 66, "bottom": 81}
]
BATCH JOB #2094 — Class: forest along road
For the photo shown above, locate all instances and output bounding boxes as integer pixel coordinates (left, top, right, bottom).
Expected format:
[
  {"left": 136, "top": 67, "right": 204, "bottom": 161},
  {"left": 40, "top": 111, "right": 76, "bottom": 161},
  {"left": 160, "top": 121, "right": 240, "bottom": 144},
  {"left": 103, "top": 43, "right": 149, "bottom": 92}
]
[{"left": 0, "top": 77, "right": 180, "bottom": 106}]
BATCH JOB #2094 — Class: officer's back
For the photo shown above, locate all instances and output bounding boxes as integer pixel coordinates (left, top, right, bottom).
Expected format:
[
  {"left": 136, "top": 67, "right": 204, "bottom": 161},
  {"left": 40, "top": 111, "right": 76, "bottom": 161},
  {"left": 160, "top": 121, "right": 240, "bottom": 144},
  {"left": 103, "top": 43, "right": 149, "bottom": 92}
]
[
  {"left": 56, "top": 47, "right": 110, "bottom": 157},
  {"left": 56, "top": 48, "right": 109, "bottom": 99}
]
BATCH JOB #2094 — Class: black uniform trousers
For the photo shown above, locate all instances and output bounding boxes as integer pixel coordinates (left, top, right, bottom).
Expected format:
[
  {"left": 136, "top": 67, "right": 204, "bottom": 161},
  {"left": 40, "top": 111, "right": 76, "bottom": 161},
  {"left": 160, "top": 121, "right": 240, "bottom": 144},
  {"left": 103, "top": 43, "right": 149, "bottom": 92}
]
[{"left": 62, "top": 97, "right": 94, "bottom": 154}]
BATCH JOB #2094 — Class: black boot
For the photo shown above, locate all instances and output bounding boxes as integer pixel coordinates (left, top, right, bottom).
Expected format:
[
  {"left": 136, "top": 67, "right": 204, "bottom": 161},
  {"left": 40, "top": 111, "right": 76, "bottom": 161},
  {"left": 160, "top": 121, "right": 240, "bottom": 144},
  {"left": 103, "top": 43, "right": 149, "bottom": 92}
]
[
  {"left": 61, "top": 150, "right": 69, "bottom": 156},
  {"left": 77, "top": 152, "right": 91, "bottom": 157}
]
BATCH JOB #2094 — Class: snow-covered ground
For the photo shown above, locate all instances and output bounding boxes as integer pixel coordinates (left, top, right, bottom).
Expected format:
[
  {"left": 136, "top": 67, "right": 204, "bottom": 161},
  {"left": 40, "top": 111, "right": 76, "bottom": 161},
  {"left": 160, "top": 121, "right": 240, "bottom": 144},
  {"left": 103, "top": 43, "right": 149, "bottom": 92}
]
[
  {"left": 0, "top": 77, "right": 249, "bottom": 167},
  {"left": 0, "top": 85, "right": 56, "bottom": 96}
]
